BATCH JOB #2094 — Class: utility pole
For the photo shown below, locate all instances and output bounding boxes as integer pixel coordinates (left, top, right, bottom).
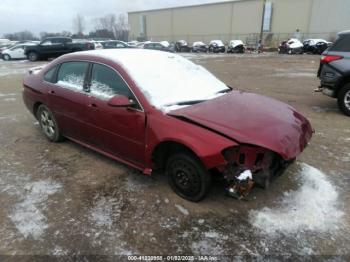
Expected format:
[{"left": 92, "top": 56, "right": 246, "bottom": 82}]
[{"left": 259, "top": 0, "right": 266, "bottom": 50}]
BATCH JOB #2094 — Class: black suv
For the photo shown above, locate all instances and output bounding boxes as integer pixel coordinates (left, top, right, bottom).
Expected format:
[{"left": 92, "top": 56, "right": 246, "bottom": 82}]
[{"left": 317, "top": 31, "right": 350, "bottom": 116}]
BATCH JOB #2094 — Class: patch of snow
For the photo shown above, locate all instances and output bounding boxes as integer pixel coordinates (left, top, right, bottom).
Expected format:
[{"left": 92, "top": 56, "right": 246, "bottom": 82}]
[
  {"left": 237, "top": 170, "right": 252, "bottom": 181},
  {"left": 0, "top": 92, "right": 16, "bottom": 97},
  {"left": 312, "top": 106, "right": 338, "bottom": 113},
  {"left": 9, "top": 180, "right": 62, "bottom": 239},
  {"left": 159, "top": 217, "right": 179, "bottom": 229},
  {"left": 204, "top": 231, "right": 220, "bottom": 238},
  {"left": 175, "top": 204, "right": 189, "bottom": 216},
  {"left": 191, "top": 229, "right": 227, "bottom": 255},
  {"left": 57, "top": 74, "right": 84, "bottom": 91},
  {"left": 273, "top": 72, "right": 315, "bottom": 78},
  {"left": 0, "top": 115, "right": 18, "bottom": 122},
  {"left": 85, "top": 49, "right": 228, "bottom": 110},
  {"left": 250, "top": 163, "right": 344, "bottom": 235},
  {"left": 89, "top": 196, "right": 122, "bottom": 228},
  {"left": 4, "top": 97, "right": 16, "bottom": 102},
  {"left": 198, "top": 219, "right": 205, "bottom": 224},
  {"left": 90, "top": 80, "right": 115, "bottom": 100}
]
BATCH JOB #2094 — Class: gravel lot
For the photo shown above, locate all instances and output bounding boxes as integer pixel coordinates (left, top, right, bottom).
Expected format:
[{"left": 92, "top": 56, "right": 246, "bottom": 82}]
[{"left": 0, "top": 53, "right": 349, "bottom": 259}]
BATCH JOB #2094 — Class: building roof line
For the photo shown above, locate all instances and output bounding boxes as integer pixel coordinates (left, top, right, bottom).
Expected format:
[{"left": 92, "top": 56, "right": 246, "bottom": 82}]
[{"left": 128, "top": 0, "right": 254, "bottom": 14}]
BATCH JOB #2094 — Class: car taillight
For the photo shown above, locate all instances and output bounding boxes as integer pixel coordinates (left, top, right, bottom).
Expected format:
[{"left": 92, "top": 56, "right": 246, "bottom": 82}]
[{"left": 320, "top": 55, "right": 343, "bottom": 63}]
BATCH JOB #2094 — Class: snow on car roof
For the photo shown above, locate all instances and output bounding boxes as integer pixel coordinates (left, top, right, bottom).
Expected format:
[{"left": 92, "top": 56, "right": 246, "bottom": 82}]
[
  {"left": 210, "top": 40, "right": 224, "bottom": 46},
  {"left": 193, "top": 41, "right": 205, "bottom": 46},
  {"left": 80, "top": 49, "right": 227, "bottom": 110}
]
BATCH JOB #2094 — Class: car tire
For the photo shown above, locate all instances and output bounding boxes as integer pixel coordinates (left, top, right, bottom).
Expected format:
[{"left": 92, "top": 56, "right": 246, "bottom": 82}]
[
  {"left": 337, "top": 83, "right": 350, "bottom": 116},
  {"left": 2, "top": 54, "right": 11, "bottom": 61},
  {"left": 166, "top": 152, "right": 211, "bottom": 202},
  {"left": 36, "top": 105, "right": 64, "bottom": 142},
  {"left": 28, "top": 52, "right": 38, "bottom": 62}
]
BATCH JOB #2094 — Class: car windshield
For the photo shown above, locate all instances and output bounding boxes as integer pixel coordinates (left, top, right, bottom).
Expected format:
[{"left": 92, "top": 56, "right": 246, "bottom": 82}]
[{"left": 99, "top": 50, "right": 228, "bottom": 111}]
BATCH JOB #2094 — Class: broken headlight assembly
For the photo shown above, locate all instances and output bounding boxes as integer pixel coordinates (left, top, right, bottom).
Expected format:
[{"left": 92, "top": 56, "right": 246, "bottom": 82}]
[{"left": 221, "top": 145, "right": 275, "bottom": 199}]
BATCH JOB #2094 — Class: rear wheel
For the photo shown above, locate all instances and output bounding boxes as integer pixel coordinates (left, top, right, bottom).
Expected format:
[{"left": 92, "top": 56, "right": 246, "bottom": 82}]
[
  {"left": 2, "top": 54, "right": 11, "bottom": 61},
  {"left": 37, "top": 105, "right": 63, "bottom": 142},
  {"left": 166, "top": 152, "right": 211, "bottom": 202},
  {"left": 337, "top": 83, "right": 350, "bottom": 116},
  {"left": 28, "top": 51, "right": 38, "bottom": 62}
]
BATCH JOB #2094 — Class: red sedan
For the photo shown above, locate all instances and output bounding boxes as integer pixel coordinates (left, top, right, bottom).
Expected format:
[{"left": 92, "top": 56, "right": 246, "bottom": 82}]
[{"left": 23, "top": 49, "right": 313, "bottom": 201}]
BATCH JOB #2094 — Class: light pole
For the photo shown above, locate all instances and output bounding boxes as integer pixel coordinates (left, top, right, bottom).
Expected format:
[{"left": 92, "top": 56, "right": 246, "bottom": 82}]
[{"left": 259, "top": 0, "right": 266, "bottom": 51}]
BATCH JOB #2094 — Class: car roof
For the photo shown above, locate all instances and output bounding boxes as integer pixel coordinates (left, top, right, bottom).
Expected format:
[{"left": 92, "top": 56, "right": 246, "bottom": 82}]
[{"left": 338, "top": 30, "right": 350, "bottom": 35}]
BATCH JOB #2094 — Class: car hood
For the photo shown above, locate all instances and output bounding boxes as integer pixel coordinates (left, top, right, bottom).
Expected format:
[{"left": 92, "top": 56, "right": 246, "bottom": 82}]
[{"left": 168, "top": 91, "right": 313, "bottom": 160}]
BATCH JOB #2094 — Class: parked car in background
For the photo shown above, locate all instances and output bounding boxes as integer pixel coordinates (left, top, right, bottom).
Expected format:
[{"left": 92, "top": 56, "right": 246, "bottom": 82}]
[
  {"left": 191, "top": 41, "right": 208, "bottom": 53},
  {"left": 24, "top": 37, "right": 95, "bottom": 61},
  {"left": 143, "top": 42, "right": 174, "bottom": 52},
  {"left": 278, "top": 38, "right": 304, "bottom": 54},
  {"left": 136, "top": 41, "right": 150, "bottom": 48},
  {"left": 227, "top": 40, "right": 245, "bottom": 53},
  {"left": 209, "top": 40, "right": 225, "bottom": 53},
  {"left": 127, "top": 41, "right": 139, "bottom": 47},
  {"left": 22, "top": 49, "right": 313, "bottom": 201},
  {"left": 303, "top": 39, "right": 332, "bottom": 54},
  {"left": 91, "top": 41, "right": 104, "bottom": 50},
  {"left": 73, "top": 39, "right": 103, "bottom": 50},
  {"left": 175, "top": 40, "right": 191, "bottom": 52},
  {"left": 1, "top": 43, "right": 36, "bottom": 61},
  {"left": 0, "top": 39, "right": 13, "bottom": 55},
  {"left": 317, "top": 31, "right": 350, "bottom": 116},
  {"left": 100, "top": 40, "right": 132, "bottom": 49}
]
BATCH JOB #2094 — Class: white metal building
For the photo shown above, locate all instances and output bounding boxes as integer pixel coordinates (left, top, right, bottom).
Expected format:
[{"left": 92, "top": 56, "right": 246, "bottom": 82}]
[{"left": 128, "top": 0, "right": 350, "bottom": 47}]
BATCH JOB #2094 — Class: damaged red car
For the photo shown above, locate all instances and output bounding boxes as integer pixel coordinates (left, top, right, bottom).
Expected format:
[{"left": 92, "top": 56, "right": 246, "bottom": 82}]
[{"left": 23, "top": 49, "right": 313, "bottom": 201}]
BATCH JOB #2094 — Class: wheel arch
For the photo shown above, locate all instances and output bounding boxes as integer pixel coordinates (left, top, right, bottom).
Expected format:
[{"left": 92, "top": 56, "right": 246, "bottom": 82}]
[
  {"left": 33, "top": 101, "right": 43, "bottom": 118},
  {"left": 151, "top": 140, "right": 203, "bottom": 171},
  {"left": 336, "top": 75, "right": 350, "bottom": 96}
]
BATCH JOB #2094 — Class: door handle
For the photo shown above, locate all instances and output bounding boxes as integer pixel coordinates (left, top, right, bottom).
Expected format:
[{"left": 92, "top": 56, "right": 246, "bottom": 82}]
[
  {"left": 49, "top": 90, "right": 55, "bottom": 94},
  {"left": 88, "top": 103, "right": 97, "bottom": 108}
]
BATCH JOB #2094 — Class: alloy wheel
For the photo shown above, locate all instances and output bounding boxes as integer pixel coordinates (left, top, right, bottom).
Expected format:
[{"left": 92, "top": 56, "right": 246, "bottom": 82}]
[{"left": 40, "top": 109, "right": 56, "bottom": 139}]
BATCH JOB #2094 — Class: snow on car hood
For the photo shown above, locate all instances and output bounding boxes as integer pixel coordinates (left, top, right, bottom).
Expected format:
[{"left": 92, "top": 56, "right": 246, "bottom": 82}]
[
  {"left": 169, "top": 91, "right": 313, "bottom": 160},
  {"left": 229, "top": 40, "right": 244, "bottom": 47},
  {"left": 87, "top": 49, "right": 228, "bottom": 110}
]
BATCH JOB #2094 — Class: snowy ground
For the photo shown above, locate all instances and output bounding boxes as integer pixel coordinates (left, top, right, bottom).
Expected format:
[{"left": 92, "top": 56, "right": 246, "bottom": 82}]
[{"left": 0, "top": 54, "right": 349, "bottom": 259}]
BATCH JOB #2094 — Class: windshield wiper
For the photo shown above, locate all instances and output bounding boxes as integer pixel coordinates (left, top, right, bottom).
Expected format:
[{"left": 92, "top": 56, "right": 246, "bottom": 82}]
[
  {"left": 216, "top": 88, "right": 232, "bottom": 94},
  {"left": 165, "top": 100, "right": 207, "bottom": 107}
]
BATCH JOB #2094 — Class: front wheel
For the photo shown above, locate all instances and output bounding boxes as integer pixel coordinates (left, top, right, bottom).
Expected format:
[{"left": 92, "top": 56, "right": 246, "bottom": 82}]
[
  {"left": 2, "top": 54, "right": 11, "bottom": 61},
  {"left": 337, "top": 83, "right": 350, "bottom": 116},
  {"left": 37, "top": 105, "right": 64, "bottom": 142},
  {"left": 166, "top": 153, "right": 211, "bottom": 202},
  {"left": 28, "top": 52, "right": 38, "bottom": 62}
]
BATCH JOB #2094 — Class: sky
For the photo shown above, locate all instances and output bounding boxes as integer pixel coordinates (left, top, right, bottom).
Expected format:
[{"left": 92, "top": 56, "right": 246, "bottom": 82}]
[{"left": 0, "top": 0, "right": 232, "bottom": 37}]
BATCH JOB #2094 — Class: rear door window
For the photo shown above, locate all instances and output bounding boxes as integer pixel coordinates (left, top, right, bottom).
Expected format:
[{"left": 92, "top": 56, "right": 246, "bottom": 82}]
[
  {"left": 57, "top": 61, "right": 89, "bottom": 91},
  {"left": 330, "top": 35, "right": 350, "bottom": 52}
]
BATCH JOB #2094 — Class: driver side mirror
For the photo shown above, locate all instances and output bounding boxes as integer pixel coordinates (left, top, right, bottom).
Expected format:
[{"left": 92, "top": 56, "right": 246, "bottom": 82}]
[{"left": 107, "top": 95, "right": 135, "bottom": 107}]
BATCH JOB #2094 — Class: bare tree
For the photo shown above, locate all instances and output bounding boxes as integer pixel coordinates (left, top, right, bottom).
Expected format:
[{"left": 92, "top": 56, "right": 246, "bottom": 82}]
[
  {"left": 4, "top": 30, "right": 37, "bottom": 41},
  {"left": 73, "top": 14, "right": 85, "bottom": 36},
  {"left": 93, "top": 13, "right": 129, "bottom": 41}
]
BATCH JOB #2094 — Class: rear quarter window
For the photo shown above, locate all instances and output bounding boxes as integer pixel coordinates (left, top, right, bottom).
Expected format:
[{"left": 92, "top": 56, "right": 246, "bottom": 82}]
[
  {"left": 43, "top": 66, "right": 57, "bottom": 83},
  {"left": 330, "top": 35, "right": 350, "bottom": 52}
]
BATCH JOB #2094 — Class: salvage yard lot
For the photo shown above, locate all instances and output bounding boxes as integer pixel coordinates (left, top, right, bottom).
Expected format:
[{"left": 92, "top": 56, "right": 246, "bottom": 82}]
[{"left": 0, "top": 53, "right": 349, "bottom": 257}]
